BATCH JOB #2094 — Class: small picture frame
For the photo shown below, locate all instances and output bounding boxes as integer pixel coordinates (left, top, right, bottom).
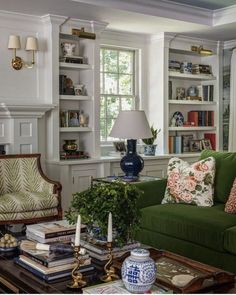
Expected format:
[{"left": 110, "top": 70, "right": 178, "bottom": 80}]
[
  {"left": 68, "top": 110, "right": 80, "bottom": 127},
  {"left": 113, "top": 141, "right": 126, "bottom": 153},
  {"left": 182, "top": 134, "right": 194, "bottom": 152},
  {"left": 189, "top": 140, "right": 202, "bottom": 152},
  {"left": 201, "top": 139, "right": 212, "bottom": 150},
  {"left": 176, "top": 87, "right": 185, "bottom": 100}
]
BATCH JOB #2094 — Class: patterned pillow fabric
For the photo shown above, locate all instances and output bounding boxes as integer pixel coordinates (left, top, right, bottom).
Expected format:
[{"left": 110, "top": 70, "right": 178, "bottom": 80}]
[
  {"left": 162, "top": 157, "right": 215, "bottom": 207},
  {"left": 225, "top": 178, "right": 236, "bottom": 213}
]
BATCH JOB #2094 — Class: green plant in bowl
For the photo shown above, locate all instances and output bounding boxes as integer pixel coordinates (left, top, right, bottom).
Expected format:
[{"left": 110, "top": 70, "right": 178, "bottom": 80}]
[
  {"left": 142, "top": 126, "right": 161, "bottom": 145},
  {"left": 65, "top": 181, "right": 142, "bottom": 246}
]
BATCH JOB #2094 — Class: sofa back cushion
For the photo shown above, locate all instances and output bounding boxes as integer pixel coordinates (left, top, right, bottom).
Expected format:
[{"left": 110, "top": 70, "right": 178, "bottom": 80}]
[
  {"left": 0, "top": 157, "right": 45, "bottom": 194},
  {"left": 200, "top": 150, "right": 236, "bottom": 203},
  {"left": 162, "top": 157, "right": 215, "bottom": 207}
]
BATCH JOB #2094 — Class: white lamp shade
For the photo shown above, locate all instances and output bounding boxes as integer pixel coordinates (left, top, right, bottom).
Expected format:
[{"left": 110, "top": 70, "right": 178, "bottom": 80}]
[
  {"left": 25, "top": 37, "right": 38, "bottom": 51},
  {"left": 109, "top": 110, "right": 152, "bottom": 139},
  {"left": 8, "top": 35, "right": 21, "bottom": 49}
]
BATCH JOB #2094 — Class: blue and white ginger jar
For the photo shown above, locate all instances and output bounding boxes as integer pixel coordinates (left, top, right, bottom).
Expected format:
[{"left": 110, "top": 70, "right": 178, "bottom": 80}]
[{"left": 121, "top": 248, "right": 157, "bottom": 293}]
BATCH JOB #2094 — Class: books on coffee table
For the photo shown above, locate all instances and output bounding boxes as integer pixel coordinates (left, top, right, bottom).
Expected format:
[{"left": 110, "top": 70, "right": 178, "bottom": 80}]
[
  {"left": 26, "top": 219, "right": 86, "bottom": 239},
  {"left": 80, "top": 234, "right": 140, "bottom": 261},
  {"left": 21, "top": 248, "right": 89, "bottom": 267},
  {"left": 14, "top": 257, "right": 94, "bottom": 282}
]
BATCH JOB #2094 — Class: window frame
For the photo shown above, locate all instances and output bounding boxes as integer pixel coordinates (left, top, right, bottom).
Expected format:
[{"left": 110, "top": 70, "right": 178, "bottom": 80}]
[{"left": 100, "top": 45, "right": 139, "bottom": 144}]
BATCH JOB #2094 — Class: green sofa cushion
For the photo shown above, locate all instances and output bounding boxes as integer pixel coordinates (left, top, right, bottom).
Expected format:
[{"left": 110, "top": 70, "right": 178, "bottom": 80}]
[
  {"left": 200, "top": 150, "right": 236, "bottom": 203},
  {"left": 0, "top": 192, "right": 59, "bottom": 213},
  {"left": 224, "top": 226, "right": 236, "bottom": 255},
  {"left": 140, "top": 203, "right": 236, "bottom": 252}
]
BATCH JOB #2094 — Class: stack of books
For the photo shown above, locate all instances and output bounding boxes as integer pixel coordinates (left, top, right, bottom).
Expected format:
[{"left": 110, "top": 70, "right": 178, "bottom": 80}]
[
  {"left": 192, "top": 64, "right": 212, "bottom": 75},
  {"left": 15, "top": 247, "right": 94, "bottom": 282},
  {"left": 80, "top": 234, "right": 141, "bottom": 263},
  {"left": 168, "top": 60, "right": 181, "bottom": 72},
  {"left": 26, "top": 220, "right": 86, "bottom": 244}
]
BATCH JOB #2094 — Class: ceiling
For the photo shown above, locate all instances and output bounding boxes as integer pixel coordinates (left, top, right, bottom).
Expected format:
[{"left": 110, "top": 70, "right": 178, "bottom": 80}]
[
  {"left": 1, "top": 0, "right": 236, "bottom": 41},
  {"left": 167, "top": 0, "right": 236, "bottom": 10}
]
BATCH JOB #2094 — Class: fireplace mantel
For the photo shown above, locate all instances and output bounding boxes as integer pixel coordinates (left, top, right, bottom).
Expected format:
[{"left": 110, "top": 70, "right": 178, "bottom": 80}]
[{"left": 0, "top": 103, "right": 56, "bottom": 118}]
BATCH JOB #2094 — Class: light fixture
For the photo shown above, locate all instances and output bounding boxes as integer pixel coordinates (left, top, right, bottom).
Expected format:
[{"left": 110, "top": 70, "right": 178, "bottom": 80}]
[
  {"left": 109, "top": 110, "right": 152, "bottom": 179},
  {"left": 191, "top": 45, "right": 213, "bottom": 56},
  {"left": 8, "top": 35, "right": 38, "bottom": 70},
  {"left": 25, "top": 37, "right": 38, "bottom": 68}
]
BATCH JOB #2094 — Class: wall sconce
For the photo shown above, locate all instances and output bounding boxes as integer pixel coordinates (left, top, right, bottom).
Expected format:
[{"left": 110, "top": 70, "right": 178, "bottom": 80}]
[
  {"left": 191, "top": 45, "right": 213, "bottom": 56},
  {"left": 8, "top": 35, "right": 38, "bottom": 70}
]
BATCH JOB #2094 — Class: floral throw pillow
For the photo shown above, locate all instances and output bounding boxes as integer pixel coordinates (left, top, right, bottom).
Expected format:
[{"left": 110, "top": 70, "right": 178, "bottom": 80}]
[
  {"left": 225, "top": 178, "right": 236, "bottom": 213},
  {"left": 162, "top": 157, "right": 215, "bottom": 207}
]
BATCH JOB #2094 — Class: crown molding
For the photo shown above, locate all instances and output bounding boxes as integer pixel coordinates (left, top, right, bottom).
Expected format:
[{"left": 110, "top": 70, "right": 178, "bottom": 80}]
[
  {"left": 213, "top": 4, "right": 236, "bottom": 26},
  {"left": 71, "top": 0, "right": 212, "bottom": 26},
  {"left": 223, "top": 39, "right": 236, "bottom": 50},
  {"left": 101, "top": 29, "right": 148, "bottom": 45}
]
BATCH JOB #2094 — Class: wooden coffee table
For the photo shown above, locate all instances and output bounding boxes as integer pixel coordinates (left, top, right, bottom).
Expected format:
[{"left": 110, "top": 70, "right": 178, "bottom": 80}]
[{"left": 0, "top": 248, "right": 235, "bottom": 294}]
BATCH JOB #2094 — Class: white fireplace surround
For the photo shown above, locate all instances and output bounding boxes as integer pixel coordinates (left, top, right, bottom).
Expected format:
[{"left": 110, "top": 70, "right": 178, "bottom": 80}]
[{"left": 0, "top": 103, "right": 55, "bottom": 154}]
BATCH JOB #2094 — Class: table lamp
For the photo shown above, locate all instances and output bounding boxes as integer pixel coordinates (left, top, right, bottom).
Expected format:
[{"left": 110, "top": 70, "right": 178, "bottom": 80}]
[{"left": 109, "top": 110, "right": 152, "bottom": 179}]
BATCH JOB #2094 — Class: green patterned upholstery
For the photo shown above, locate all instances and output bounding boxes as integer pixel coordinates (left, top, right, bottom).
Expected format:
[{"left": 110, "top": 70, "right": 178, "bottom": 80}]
[
  {"left": 0, "top": 157, "right": 54, "bottom": 195},
  {"left": 0, "top": 155, "right": 62, "bottom": 223}
]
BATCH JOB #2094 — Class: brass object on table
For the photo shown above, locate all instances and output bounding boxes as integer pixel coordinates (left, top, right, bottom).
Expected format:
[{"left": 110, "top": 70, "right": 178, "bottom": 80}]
[
  {"left": 72, "top": 28, "right": 96, "bottom": 40},
  {"left": 67, "top": 245, "right": 87, "bottom": 289},
  {"left": 100, "top": 242, "right": 120, "bottom": 282}
]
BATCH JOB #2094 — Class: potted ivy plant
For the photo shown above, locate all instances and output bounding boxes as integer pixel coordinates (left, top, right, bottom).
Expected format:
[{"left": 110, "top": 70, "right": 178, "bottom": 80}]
[
  {"left": 65, "top": 181, "right": 142, "bottom": 246},
  {"left": 142, "top": 125, "right": 161, "bottom": 156}
]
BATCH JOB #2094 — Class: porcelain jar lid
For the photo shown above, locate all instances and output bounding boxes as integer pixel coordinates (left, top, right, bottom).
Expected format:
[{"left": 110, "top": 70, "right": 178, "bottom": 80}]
[{"left": 131, "top": 248, "right": 150, "bottom": 258}]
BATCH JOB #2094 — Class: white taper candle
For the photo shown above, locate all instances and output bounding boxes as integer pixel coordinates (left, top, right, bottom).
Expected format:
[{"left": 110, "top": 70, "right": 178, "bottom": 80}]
[
  {"left": 107, "top": 212, "right": 112, "bottom": 242},
  {"left": 74, "top": 214, "right": 81, "bottom": 246}
]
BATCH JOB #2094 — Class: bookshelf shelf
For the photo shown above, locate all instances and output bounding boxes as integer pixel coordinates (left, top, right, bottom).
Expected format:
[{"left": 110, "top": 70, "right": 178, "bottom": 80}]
[
  {"left": 168, "top": 126, "right": 216, "bottom": 131},
  {"left": 169, "top": 71, "right": 216, "bottom": 81},
  {"left": 168, "top": 100, "right": 216, "bottom": 105},
  {"left": 60, "top": 127, "right": 92, "bottom": 132},
  {"left": 59, "top": 62, "right": 93, "bottom": 70},
  {"left": 59, "top": 95, "right": 92, "bottom": 101}
]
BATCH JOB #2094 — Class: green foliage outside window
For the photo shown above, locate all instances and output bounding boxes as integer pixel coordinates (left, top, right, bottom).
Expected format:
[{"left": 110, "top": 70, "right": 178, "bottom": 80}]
[{"left": 100, "top": 47, "right": 136, "bottom": 141}]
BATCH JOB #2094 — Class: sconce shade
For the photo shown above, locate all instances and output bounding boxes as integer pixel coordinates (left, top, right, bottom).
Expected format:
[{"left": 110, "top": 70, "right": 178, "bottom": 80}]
[
  {"left": 8, "top": 35, "right": 21, "bottom": 49},
  {"left": 109, "top": 110, "right": 152, "bottom": 139},
  {"left": 25, "top": 37, "right": 38, "bottom": 51}
]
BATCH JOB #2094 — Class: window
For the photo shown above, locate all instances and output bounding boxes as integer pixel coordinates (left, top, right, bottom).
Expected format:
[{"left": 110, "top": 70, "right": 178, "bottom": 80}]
[{"left": 100, "top": 47, "right": 136, "bottom": 142}]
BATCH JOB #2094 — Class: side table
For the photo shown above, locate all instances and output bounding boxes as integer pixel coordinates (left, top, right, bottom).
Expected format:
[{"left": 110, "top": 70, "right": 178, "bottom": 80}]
[{"left": 92, "top": 175, "right": 161, "bottom": 184}]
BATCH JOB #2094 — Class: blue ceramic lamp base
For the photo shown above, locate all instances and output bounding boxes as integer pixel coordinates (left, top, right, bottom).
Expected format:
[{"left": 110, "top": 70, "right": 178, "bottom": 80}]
[{"left": 120, "top": 139, "right": 144, "bottom": 178}]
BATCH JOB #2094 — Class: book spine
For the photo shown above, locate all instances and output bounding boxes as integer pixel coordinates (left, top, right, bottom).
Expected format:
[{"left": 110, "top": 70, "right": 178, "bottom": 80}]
[
  {"left": 204, "top": 133, "right": 216, "bottom": 150},
  {"left": 14, "top": 258, "right": 47, "bottom": 280},
  {"left": 169, "top": 136, "right": 174, "bottom": 154},
  {"left": 188, "top": 111, "right": 198, "bottom": 126},
  {"left": 174, "top": 136, "right": 182, "bottom": 154},
  {"left": 80, "top": 239, "right": 140, "bottom": 255},
  {"left": 26, "top": 231, "right": 74, "bottom": 243},
  {"left": 21, "top": 251, "right": 47, "bottom": 267}
]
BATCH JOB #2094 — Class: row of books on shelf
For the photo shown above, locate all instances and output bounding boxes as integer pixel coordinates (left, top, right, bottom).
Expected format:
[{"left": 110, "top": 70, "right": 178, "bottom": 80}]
[
  {"left": 60, "top": 151, "right": 89, "bottom": 160},
  {"left": 169, "top": 133, "right": 216, "bottom": 154},
  {"left": 188, "top": 110, "right": 214, "bottom": 127}
]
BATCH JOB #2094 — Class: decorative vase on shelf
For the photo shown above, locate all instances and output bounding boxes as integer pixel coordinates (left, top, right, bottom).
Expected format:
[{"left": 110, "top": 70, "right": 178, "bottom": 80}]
[
  {"left": 121, "top": 248, "right": 157, "bottom": 293},
  {"left": 144, "top": 144, "right": 157, "bottom": 156},
  {"left": 62, "top": 140, "right": 78, "bottom": 154}
]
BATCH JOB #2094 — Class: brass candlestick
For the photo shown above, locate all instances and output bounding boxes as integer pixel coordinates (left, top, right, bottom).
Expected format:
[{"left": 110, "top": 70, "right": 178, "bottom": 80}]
[
  {"left": 67, "top": 245, "right": 87, "bottom": 289},
  {"left": 100, "top": 242, "right": 119, "bottom": 282}
]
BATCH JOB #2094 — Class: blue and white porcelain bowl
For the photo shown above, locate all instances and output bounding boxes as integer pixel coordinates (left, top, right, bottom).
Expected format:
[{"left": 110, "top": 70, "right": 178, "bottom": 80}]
[{"left": 121, "top": 248, "right": 157, "bottom": 293}]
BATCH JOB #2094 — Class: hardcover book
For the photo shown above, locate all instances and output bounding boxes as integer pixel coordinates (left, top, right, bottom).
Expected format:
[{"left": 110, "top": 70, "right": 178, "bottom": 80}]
[
  {"left": 14, "top": 258, "right": 94, "bottom": 282},
  {"left": 26, "top": 231, "right": 75, "bottom": 244},
  {"left": 80, "top": 234, "right": 140, "bottom": 255},
  {"left": 21, "top": 248, "right": 89, "bottom": 267},
  {"left": 26, "top": 220, "right": 86, "bottom": 239}
]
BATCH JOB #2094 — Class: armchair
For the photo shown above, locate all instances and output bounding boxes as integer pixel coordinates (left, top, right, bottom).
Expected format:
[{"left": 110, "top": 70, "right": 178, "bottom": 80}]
[{"left": 0, "top": 154, "right": 62, "bottom": 224}]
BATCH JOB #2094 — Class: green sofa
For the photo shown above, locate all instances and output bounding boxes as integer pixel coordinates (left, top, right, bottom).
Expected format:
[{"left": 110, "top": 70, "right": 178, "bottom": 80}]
[{"left": 135, "top": 150, "right": 236, "bottom": 273}]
